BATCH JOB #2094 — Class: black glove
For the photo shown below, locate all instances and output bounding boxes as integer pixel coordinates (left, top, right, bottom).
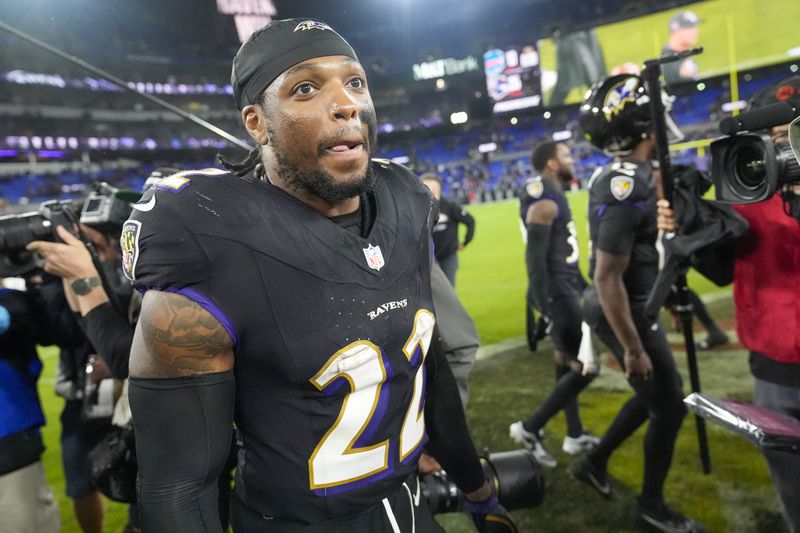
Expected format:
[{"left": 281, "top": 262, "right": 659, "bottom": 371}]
[{"left": 464, "top": 493, "right": 518, "bottom": 533}]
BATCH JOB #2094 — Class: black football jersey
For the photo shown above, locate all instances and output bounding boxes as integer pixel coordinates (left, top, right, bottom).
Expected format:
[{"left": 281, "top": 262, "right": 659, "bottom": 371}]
[
  {"left": 519, "top": 176, "right": 582, "bottom": 295},
  {"left": 587, "top": 160, "right": 659, "bottom": 302},
  {"left": 122, "top": 161, "right": 437, "bottom": 523}
]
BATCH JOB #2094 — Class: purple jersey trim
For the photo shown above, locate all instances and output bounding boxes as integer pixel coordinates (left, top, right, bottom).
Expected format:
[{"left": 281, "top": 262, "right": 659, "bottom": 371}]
[
  {"left": 355, "top": 349, "right": 394, "bottom": 448},
  {"left": 597, "top": 200, "right": 647, "bottom": 218},
  {"left": 164, "top": 286, "right": 239, "bottom": 348}
]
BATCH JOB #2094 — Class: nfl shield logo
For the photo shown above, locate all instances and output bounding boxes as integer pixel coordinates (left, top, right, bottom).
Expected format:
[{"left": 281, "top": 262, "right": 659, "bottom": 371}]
[{"left": 363, "top": 244, "right": 385, "bottom": 271}]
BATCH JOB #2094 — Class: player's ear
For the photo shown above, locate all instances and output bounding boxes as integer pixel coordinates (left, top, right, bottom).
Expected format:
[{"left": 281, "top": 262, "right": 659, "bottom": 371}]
[{"left": 242, "top": 104, "right": 270, "bottom": 146}]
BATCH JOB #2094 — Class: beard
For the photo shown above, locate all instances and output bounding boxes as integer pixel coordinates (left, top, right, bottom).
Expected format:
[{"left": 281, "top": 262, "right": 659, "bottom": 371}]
[
  {"left": 557, "top": 166, "right": 574, "bottom": 183},
  {"left": 270, "top": 107, "right": 379, "bottom": 204},
  {"left": 276, "top": 152, "right": 377, "bottom": 203}
]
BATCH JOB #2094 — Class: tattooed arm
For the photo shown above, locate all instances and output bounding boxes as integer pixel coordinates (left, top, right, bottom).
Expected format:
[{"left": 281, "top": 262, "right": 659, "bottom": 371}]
[
  {"left": 130, "top": 290, "right": 234, "bottom": 378},
  {"left": 128, "top": 290, "right": 235, "bottom": 532}
]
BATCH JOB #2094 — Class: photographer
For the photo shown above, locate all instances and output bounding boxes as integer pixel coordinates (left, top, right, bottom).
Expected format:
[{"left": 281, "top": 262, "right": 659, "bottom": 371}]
[
  {"left": 658, "top": 76, "right": 800, "bottom": 532},
  {"left": 27, "top": 186, "right": 143, "bottom": 533},
  {"left": 27, "top": 179, "right": 238, "bottom": 532},
  {"left": 0, "top": 276, "right": 61, "bottom": 533}
]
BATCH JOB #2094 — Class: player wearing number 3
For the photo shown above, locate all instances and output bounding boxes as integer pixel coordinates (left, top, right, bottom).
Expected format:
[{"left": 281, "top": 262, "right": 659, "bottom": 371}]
[
  {"left": 510, "top": 141, "right": 599, "bottom": 467},
  {"left": 125, "top": 18, "right": 515, "bottom": 533}
]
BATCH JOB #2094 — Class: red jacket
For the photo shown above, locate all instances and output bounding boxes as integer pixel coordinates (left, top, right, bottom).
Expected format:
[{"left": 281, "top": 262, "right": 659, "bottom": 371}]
[{"left": 734, "top": 196, "right": 800, "bottom": 364}]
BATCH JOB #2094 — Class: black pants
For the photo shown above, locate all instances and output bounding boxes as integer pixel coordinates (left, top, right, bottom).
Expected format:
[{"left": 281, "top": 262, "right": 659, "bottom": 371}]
[
  {"left": 231, "top": 474, "right": 443, "bottom": 533},
  {"left": 587, "top": 294, "right": 687, "bottom": 506},
  {"left": 523, "top": 290, "right": 594, "bottom": 437}
]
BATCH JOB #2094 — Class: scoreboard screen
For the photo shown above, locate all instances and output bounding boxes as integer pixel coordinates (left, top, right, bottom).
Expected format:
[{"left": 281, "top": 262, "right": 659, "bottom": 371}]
[{"left": 483, "top": 44, "right": 543, "bottom": 114}]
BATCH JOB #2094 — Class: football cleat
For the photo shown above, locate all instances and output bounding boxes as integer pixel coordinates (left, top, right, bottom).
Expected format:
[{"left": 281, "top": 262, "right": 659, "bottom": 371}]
[
  {"left": 562, "top": 431, "right": 601, "bottom": 455},
  {"left": 636, "top": 501, "right": 708, "bottom": 533},
  {"left": 509, "top": 421, "right": 557, "bottom": 468},
  {"left": 570, "top": 456, "right": 613, "bottom": 499}
]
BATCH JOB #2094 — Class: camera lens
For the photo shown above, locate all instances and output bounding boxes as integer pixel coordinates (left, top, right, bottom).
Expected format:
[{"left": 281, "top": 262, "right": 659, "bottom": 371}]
[
  {"left": 0, "top": 213, "right": 50, "bottom": 254},
  {"left": 730, "top": 140, "right": 767, "bottom": 194},
  {"left": 775, "top": 141, "right": 800, "bottom": 189}
]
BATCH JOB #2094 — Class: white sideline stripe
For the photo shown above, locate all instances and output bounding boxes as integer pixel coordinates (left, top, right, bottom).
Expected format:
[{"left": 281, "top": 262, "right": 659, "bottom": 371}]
[
  {"left": 476, "top": 336, "right": 527, "bottom": 361},
  {"left": 475, "top": 292, "right": 733, "bottom": 361}
]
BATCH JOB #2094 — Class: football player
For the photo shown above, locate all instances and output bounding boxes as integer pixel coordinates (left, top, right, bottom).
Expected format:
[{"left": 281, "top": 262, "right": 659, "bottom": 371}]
[
  {"left": 509, "top": 141, "right": 599, "bottom": 467},
  {"left": 124, "top": 18, "right": 515, "bottom": 533},
  {"left": 571, "top": 74, "right": 705, "bottom": 532}
]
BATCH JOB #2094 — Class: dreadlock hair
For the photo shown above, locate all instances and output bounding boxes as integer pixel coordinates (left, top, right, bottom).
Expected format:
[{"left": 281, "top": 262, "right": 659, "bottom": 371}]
[{"left": 218, "top": 145, "right": 267, "bottom": 181}]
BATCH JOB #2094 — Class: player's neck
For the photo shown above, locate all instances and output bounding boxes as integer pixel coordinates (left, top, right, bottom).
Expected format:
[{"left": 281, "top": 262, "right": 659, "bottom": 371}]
[
  {"left": 540, "top": 171, "right": 561, "bottom": 187},
  {"left": 625, "top": 139, "right": 656, "bottom": 163},
  {"left": 273, "top": 179, "right": 360, "bottom": 217},
  {"left": 304, "top": 195, "right": 361, "bottom": 218},
  {"left": 262, "top": 158, "right": 361, "bottom": 217}
]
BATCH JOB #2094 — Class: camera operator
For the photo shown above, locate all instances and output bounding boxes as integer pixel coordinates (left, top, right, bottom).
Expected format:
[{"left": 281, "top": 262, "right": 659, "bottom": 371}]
[
  {"left": 658, "top": 76, "right": 800, "bottom": 532},
  {"left": 27, "top": 178, "right": 240, "bottom": 532},
  {"left": 26, "top": 193, "right": 142, "bottom": 533},
  {"left": 0, "top": 276, "right": 61, "bottom": 533},
  {"left": 28, "top": 222, "right": 135, "bottom": 378}
]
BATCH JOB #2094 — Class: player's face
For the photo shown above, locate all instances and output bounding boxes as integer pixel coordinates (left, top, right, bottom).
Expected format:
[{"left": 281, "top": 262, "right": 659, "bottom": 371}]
[
  {"left": 554, "top": 143, "right": 575, "bottom": 181},
  {"left": 261, "top": 56, "right": 377, "bottom": 203}
]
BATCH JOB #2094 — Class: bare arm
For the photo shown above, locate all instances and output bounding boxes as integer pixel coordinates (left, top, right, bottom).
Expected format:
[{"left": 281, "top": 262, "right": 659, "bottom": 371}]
[
  {"left": 594, "top": 250, "right": 652, "bottom": 381},
  {"left": 130, "top": 290, "right": 234, "bottom": 378}
]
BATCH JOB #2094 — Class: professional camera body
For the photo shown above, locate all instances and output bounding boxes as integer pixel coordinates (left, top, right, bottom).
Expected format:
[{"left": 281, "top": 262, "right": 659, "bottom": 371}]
[
  {"left": 0, "top": 182, "right": 140, "bottom": 277},
  {"left": 711, "top": 97, "right": 800, "bottom": 204}
]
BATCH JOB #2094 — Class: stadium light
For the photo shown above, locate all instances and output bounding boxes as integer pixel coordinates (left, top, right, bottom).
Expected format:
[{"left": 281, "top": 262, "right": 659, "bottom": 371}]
[
  {"left": 450, "top": 112, "right": 469, "bottom": 125},
  {"left": 697, "top": 82, "right": 706, "bottom": 91},
  {"left": 791, "top": 64, "right": 799, "bottom": 73},
  {"left": 478, "top": 142, "right": 497, "bottom": 153},
  {"left": 216, "top": 0, "right": 277, "bottom": 42},
  {"left": 552, "top": 130, "right": 572, "bottom": 141},
  {"left": 721, "top": 100, "right": 747, "bottom": 112},
  {"left": 435, "top": 78, "right": 447, "bottom": 91},
  {"left": 510, "top": 117, "right": 518, "bottom": 125},
  {"left": 543, "top": 111, "right": 552, "bottom": 119}
]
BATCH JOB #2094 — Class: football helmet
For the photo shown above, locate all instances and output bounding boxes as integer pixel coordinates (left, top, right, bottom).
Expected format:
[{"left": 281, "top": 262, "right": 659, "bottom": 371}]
[{"left": 580, "top": 74, "right": 681, "bottom": 156}]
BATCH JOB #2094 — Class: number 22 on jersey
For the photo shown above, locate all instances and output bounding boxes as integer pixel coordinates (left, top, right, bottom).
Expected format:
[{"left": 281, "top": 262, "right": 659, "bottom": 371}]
[{"left": 308, "top": 309, "right": 435, "bottom": 491}]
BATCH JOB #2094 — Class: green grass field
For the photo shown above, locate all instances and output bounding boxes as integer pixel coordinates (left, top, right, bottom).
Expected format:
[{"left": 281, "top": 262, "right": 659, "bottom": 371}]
[{"left": 35, "top": 193, "right": 785, "bottom": 532}]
